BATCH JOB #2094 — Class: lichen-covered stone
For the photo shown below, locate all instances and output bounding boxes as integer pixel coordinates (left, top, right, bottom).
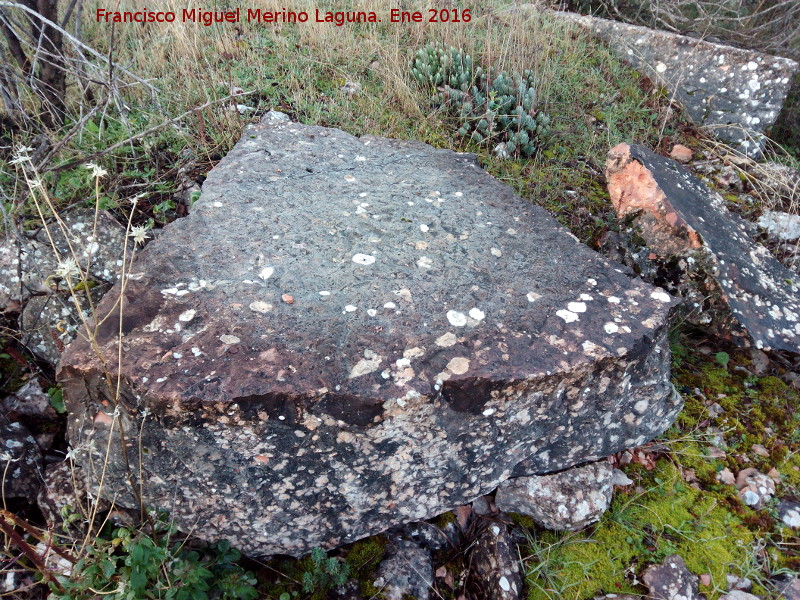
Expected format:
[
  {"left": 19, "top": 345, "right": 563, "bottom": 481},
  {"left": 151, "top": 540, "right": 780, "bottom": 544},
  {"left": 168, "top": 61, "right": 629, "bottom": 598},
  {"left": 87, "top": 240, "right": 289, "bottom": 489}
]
[
  {"left": 758, "top": 211, "right": 800, "bottom": 242},
  {"left": 0, "top": 419, "right": 42, "bottom": 498},
  {"left": 555, "top": 11, "right": 799, "bottom": 156},
  {"left": 720, "top": 591, "right": 762, "bottom": 600},
  {"left": 777, "top": 499, "right": 800, "bottom": 529},
  {"left": 606, "top": 143, "right": 800, "bottom": 354},
  {"left": 59, "top": 118, "right": 681, "bottom": 557},
  {"left": 642, "top": 554, "right": 703, "bottom": 600},
  {"left": 495, "top": 461, "right": 614, "bottom": 531},
  {"left": 735, "top": 467, "right": 776, "bottom": 509}
]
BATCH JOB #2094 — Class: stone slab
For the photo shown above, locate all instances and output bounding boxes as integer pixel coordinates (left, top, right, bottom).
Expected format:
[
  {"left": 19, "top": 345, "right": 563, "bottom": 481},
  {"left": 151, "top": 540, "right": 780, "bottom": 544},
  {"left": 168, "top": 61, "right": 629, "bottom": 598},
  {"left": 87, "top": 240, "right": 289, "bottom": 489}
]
[
  {"left": 59, "top": 118, "right": 682, "bottom": 557},
  {"left": 607, "top": 143, "right": 800, "bottom": 354},
  {"left": 555, "top": 11, "right": 798, "bottom": 156}
]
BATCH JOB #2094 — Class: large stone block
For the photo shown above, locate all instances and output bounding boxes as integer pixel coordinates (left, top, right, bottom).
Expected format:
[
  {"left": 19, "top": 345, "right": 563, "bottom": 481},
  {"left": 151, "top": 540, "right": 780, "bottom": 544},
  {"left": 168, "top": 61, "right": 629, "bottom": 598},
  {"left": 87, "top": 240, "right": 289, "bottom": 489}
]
[
  {"left": 59, "top": 118, "right": 682, "bottom": 557},
  {"left": 555, "top": 11, "right": 798, "bottom": 156}
]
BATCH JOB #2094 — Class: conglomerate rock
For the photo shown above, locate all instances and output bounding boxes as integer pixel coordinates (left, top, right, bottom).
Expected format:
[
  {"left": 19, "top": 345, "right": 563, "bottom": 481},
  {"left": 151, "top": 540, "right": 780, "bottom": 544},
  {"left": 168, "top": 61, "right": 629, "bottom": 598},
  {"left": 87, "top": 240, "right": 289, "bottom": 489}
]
[
  {"left": 59, "top": 118, "right": 682, "bottom": 557},
  {"left": 495, "top": 460, "right": 614, "bottom": 531},
  {"left": 606, "top": 143, "right": 800, "bottom": 355},
  {"left": 554, "top": 11, "right": 798, "bottom": 157}
]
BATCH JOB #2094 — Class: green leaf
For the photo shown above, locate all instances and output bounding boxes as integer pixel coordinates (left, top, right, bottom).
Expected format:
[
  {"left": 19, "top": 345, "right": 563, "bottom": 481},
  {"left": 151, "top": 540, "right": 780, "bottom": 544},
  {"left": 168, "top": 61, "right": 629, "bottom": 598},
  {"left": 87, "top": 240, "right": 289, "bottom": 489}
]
[{"left": 47, "top": 387, "right": 66, "bottom": 413}]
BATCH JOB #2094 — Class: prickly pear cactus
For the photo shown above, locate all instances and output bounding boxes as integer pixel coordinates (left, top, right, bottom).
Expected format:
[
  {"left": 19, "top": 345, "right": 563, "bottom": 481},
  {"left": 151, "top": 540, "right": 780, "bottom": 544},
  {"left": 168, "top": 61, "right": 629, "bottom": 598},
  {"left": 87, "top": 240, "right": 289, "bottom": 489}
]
[{"left": 410, "top": 43, "right": 550, "bottom": 158}]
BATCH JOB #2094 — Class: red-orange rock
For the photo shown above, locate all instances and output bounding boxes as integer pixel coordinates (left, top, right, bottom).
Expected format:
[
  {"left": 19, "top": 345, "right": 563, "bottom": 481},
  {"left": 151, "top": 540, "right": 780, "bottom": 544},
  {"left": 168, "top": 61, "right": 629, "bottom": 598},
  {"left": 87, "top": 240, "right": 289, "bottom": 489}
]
[{"left": 669, "top": 144, "right": 693, "bottom": 163}]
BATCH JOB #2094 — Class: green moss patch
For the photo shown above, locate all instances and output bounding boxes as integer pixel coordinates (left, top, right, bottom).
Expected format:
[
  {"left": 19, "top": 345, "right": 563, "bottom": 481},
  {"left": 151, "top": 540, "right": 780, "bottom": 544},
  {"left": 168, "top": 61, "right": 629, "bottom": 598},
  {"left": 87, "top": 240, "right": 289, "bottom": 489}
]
[{"left": 523, "top": 460, "right": 754, "bottom": 600}]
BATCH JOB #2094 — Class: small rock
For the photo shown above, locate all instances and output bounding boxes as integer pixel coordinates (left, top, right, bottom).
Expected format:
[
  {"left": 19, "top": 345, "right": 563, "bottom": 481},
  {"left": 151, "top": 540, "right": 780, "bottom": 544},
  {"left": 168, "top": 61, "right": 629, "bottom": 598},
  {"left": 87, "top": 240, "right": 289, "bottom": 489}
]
[
  {"left": 401, "top": 521, "right": 457, "bottom": 552},
  {"left": 735, "top": 468, "right": 776, "bottom": 509},
  {"left": 470, "top": 521, "right": 523, "bottom": 600},
  {"left": 718, "top": 467, "right": 736, "bottom": 485},
  {"left": 22, "top": 285, "right": 106, "bottom": 365},
  {"left": 708, "top": 447, "right": 727, "bottom": 459},
  {"left": 642, "top": 554, "right": 702, "bottom": 600},
  {"left": 768, "top": 468, "right": 782, "bottom": 483},
  {"left": 757, "top": 162, "right": 800, "bottom": 199},
  {"left": 748, "top": 349, "right": 770, "bottom": 375},
  {"left": 495, "top": 461, "right": 614, "bottom": 531},
  {"left": 264, "top": 110, "right": 290, "bottom": 123},
  {"left": 700, "top": 573, "right": 712, "bottom": 586},
  {"left": 0, "top": 379, "right": 56, "bottom": 419},
  {"left": 751, "top": 444, "right": 770, "bottom": 457},
  {"left": 375, "top": 537, "right": 432, "bottom": 600},
  {"left": 472, "top": 495, "right": 495, "bottom": 516},
  {"left": 670, "top": 144, "right": 693, "bottom": 163},
  {"left": 758, "top": 211, "right": 800, "bottom": 241},
  {"left": 454, "top": 504, "right": 472, "bottom": 531},
  {"left": 341, "top": 81, "right": 362, "bottom": 96},
  {"left": 773, "top": 575, "right": 800, "bottom": 600},
  {"left": 777, "top": 500, "right": 800, "bottom": 528},
  {"left": 726, "top": 573, "right": 753, "bottom": 591},
  {"left": 707, "top": 402, "right": 725, "bottom": 418},
  {"left": 281, "top": 294, "right": 294, "bottom": 304},
  {"left": 611, "top": 468, "right": 634, "bottom": 486}
]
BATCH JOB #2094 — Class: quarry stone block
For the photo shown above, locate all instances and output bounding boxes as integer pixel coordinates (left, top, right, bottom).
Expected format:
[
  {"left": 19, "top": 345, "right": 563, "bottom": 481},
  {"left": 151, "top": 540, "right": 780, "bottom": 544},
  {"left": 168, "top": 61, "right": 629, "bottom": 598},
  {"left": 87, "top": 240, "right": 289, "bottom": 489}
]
[
  {"left": 556, "top": 11, "right": 798, "bottom": 156},
  {"left": 59, "top": 118, "right": 681, "bottom": 557}
]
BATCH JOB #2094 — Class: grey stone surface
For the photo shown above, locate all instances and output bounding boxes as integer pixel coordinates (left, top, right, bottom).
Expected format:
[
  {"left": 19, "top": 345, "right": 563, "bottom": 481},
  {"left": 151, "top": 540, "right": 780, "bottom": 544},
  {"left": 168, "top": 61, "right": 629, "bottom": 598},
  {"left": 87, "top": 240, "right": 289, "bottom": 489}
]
[
  {"left": 0, "top": 419, "right": 42, "bottom": 498},
  {"left": 0, "top": 209, "right": 129, "bottom": 363},
  {"left": 774, "top": 575, "right": 800, "bottom": 600},
  {"left": 642, "top": 554, "right": 703, "bottom": 600},
  {"left": 495, "top": 461, "right": 614, "bottom": 531},
  {"left": 375, "top": 537, "right": 432, "bottom": 600},
  {"left": 555, "top": 11, "right": 798, "bottom": 156},
  {"left": 470, "top": 521, "right": 523, "bottom": 600},
  {"left": 59, "top": 118, "right": 682, "bottom": 557},
  {"left": 0, "top": 379, "right": 55, "bottom": 419},
  {"left": 607, "top": 143, "right": 800, "bottom": 354},
  {"left": 21, "top": 285, "right": 105, "bottom": 365},
  {"left": 0, "top": 209, "right": 128, "bottom": 312}
]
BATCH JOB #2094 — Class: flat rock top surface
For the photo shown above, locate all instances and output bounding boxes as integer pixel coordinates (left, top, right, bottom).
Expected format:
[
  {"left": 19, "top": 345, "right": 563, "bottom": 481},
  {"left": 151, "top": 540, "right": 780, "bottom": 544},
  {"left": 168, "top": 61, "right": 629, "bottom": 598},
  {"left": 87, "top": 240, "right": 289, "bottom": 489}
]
[{"left": 63, "top": 120, "right": 673, "bottom": 415}]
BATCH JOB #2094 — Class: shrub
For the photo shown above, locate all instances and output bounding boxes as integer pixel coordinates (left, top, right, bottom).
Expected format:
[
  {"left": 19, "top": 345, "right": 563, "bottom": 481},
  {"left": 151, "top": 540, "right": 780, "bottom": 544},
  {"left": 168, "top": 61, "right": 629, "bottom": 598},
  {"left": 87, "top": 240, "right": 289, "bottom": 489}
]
[
  {"left": 48, "top": 513, "right": 258, "bottom": 600},
  {"left": 410, "top": 43, "right": 551, "bottom": 158}
]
